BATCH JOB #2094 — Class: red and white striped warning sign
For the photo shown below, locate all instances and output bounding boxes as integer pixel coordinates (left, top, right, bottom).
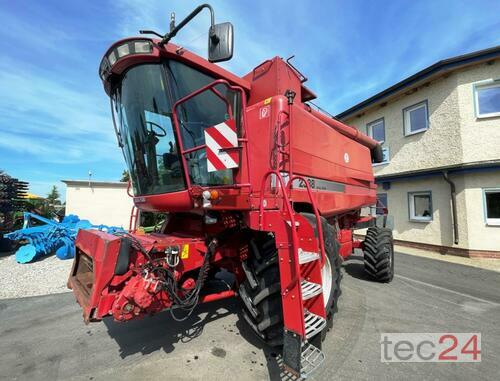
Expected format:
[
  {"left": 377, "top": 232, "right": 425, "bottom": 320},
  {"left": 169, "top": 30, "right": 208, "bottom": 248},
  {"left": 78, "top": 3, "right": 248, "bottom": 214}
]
[{"left": 204, "top": 119, "right": 239, "bottom": 172}]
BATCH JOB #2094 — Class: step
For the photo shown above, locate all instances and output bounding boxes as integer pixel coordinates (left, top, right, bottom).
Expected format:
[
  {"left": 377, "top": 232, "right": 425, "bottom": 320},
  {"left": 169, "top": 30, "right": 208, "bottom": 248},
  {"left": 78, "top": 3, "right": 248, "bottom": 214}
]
[
  {"left": 300, "top": 342, "right": 325, "bottom": 378},
  {"left": 304, "top": 310, "right": 327, "bottom": 339},
  {"left": 301, "top": 280, "right": 322, "bottom": 300},
  {"left": 298, "top": 248, "right": 320, "bottom": 264}
]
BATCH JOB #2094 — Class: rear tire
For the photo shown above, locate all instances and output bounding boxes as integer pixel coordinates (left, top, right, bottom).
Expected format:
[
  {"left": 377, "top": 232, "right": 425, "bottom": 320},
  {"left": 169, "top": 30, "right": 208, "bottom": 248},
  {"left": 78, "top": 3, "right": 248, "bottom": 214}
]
[
  {"left": 363, "top": 226, "right": 394, "bottom": 282},
  {"left": 239, "top": 217, "right": 342, "bottom": 347}
]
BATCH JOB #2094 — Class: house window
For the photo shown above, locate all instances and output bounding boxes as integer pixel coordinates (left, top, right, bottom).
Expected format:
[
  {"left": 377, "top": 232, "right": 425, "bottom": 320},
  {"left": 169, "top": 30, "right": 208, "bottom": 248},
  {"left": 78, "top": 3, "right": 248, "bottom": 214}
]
[
  {"left": 382, "top": 147, "right": 390, "bottom": 163},
  {"left": 484, "top": 188, "right": 500, "bottom": 226},
  {"left": 408, "top": 191, "right": 433, "bottom": 222},
  {"left": 373, "top": 147, "right": 390, "bottom": 166},
  {"left": 474, "top": 82, "right": 500, "bottom": 118},
  {"left": 376, "top": 193, "right": 388, "bottom": 215},
  {"left": 403, "top": 101, "right": 428, "bottom": 136},
  {"left": 367, "top": 118, "right": 385, "bottom": 143}
]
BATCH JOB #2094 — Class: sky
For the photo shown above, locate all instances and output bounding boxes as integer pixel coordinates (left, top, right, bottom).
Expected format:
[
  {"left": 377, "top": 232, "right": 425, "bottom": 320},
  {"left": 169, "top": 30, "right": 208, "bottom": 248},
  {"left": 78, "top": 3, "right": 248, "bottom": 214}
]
[{"left": 1, "top": 0, "right": 500, "bottom": 199}]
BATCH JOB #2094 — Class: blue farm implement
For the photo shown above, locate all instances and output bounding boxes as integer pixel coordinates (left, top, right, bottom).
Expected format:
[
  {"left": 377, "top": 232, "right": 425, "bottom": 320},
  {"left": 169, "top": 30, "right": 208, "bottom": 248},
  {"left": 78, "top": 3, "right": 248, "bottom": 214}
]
[{"left": 6, "top": 213, "right": 123, "bottom": 263}]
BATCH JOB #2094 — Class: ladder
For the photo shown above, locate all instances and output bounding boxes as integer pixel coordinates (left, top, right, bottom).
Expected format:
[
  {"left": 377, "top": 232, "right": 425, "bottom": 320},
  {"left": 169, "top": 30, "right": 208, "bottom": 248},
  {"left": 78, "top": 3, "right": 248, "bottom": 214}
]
[
  {"left": 258, "top": 171, "right": 327, "bottom": 378},
  {"left": 128, "top": 205, "right": 139, "bottom": 233}
]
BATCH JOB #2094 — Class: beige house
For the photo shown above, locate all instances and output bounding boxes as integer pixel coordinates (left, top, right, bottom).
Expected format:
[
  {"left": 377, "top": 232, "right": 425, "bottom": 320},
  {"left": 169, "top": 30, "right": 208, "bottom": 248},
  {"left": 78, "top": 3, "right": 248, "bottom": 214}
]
[
  {"left": 338, "top": 46, "right": 500, "bottom": 258},
  {"left": 63, "top": 180, "right": 134, "bottom": 229}
]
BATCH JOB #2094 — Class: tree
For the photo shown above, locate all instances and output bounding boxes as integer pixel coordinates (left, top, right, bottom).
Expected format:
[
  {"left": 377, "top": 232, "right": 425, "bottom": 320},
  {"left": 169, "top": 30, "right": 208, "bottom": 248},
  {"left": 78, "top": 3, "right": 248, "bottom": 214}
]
[
  {"left": 46, "top": 185, "right": 60, "bottom": 205},
  {"left": 121, "top": 170, "right": 130, "bottom": 182},
  {"left": 26, "top": 198, "right": 52, "bottom": 219},
  {"left": 25, "top": 185, "right": 62, "bottom": 219}
]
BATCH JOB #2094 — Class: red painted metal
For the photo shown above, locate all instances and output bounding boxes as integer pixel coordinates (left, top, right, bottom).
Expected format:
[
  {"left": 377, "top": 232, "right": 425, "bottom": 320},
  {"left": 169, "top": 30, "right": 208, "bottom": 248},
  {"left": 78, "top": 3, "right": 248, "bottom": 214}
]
[
  {"left": 168, "top": 79, "right": 252, "bottom": 203},
  {"left": 70, "top": 27, "right": 385, "bottom": 359},
  {"left": 101, "top": 38, "right": 250, "bottom": 96},
  {"left": 289, "top": 175, "right": 326, "bottom": 264},
  {"left": 199, "top": 290, "right": 235, "bottom": 303},
  {"left": 305, "top": 105, "right": 380, "bottom": 150}
]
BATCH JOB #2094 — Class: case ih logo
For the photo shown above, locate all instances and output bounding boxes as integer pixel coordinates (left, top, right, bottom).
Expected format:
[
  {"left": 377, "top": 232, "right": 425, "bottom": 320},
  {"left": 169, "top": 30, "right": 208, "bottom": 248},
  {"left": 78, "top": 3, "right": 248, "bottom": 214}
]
[{"left": 204, "top": 119, "right": 240, "bottom": 172}]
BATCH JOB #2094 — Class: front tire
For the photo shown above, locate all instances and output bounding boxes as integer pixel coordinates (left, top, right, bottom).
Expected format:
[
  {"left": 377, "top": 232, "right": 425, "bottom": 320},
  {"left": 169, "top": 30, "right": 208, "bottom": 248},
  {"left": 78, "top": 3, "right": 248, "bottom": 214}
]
[
  {"left": 363, "top": 226, "right": 394, "bottom": 282},
  {"left": 239, "top": 217, "right": 342, "bottom": 347}
]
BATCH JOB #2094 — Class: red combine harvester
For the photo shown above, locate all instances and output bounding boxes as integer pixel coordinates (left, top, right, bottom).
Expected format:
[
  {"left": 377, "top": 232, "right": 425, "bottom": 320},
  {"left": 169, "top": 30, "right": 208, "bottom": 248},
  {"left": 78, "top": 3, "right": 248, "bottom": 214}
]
[{"left": 68, "top": 4, "right": 394, "bottom": 377}]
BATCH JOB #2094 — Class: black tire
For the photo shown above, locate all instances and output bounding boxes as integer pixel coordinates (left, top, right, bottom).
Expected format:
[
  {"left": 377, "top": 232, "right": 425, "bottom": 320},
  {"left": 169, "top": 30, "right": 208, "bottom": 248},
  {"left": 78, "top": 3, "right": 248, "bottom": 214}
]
[
  {"left": 363, "top": 226, "right": 394, "bottom": 282},
  {"left": 239, "top": 216, "right": 342, "bottom": 347}
]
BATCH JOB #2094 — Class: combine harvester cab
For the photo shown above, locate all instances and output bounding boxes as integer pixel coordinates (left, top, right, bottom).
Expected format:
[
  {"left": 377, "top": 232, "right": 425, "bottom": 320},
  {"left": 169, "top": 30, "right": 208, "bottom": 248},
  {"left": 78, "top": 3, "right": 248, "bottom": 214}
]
[{"left": 68, "top": 4, "right": 394, "bottom": 378}]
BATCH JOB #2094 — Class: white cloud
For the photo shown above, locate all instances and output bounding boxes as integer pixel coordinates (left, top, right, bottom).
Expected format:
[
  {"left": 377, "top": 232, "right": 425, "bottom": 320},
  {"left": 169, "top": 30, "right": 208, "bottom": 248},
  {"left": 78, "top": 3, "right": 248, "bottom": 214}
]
[
  {"left": 0, "top": 62, "right": 122, "bottom": 164},
  {"left": 112, "top": 0, "right": 273, "bottom": 76}
]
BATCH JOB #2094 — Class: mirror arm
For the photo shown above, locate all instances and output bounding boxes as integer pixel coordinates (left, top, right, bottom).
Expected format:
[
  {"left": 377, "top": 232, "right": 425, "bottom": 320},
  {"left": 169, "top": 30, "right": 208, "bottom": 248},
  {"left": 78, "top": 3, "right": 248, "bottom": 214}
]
[
  {"left": 139, "top": 30, "right": 164, "bottom": 38},
  {"left": 160, "top": 3, "right": 215, "bottom": 46}
]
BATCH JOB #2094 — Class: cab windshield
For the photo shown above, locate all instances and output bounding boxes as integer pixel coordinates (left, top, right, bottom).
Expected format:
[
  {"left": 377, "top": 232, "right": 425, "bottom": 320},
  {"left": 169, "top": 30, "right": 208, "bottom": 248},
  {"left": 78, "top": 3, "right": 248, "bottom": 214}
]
[{"left": 113, "top": 61, "right": 241, "bottom": 196}]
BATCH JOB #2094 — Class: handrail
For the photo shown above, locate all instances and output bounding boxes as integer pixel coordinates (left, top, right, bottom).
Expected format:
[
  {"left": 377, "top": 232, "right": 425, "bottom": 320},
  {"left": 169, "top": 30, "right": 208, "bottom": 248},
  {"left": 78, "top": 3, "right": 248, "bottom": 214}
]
[
  {"left": 126, "top": 180, "right": 133, "bottom": 197},
  {"left": 288, "top": 175, "right": 326, "bottom": 265},
  {"left": 251, "top": 59, "right": 273, "bottom": 79},
  {"left": 258, "top": 170, "right": 301, "bottom": 287},
  {"left": 285, "top": 94, "right": 294, "bottom": 197},
  {"left": 275, "top": 110, "right": 289, "bottom": 157},
  {"left": 171, "top": 79, "right": 252, "bottom": 192},
  {"left": 129, "top": 205, "right": 138, "bottom": 232}
]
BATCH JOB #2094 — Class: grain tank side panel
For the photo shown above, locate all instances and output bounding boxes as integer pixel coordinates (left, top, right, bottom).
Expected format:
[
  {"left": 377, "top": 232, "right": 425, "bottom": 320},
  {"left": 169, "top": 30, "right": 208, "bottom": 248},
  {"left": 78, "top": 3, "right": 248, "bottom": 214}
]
[{"left": 290, "top": 104, "right": 376, "bottom": 216}]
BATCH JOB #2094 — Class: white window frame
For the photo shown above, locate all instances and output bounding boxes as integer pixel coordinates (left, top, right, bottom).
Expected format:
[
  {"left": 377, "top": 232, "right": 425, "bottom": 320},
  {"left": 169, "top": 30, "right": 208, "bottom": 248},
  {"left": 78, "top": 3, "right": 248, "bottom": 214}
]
[
  {"left": 408, "top": 191, "right": 433, "bottom": 222},
  {"left": 372, "top": 147, "right": 390, "bottom": 167},
  {"left": 474, "top": 80, "right": 500, "bottom": 119},
  {"left": 403, "top": 101, "right": 429, "bottom": 136},
  {"left": 367, "top": 118, "right": 385, "bottom": 144},
  {"left": 376, "top": 193, "right": 388, "bottom": 215},
  {"left": 483, "top": 188, "right": 500, "bottom": 226}
]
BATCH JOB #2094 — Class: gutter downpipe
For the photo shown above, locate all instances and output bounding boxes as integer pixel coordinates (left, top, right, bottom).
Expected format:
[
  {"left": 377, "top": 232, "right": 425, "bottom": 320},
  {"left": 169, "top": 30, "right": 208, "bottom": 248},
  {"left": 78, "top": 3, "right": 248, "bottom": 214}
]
[{"left": 442, "top": 171, "right": 459, "bottom": 245}]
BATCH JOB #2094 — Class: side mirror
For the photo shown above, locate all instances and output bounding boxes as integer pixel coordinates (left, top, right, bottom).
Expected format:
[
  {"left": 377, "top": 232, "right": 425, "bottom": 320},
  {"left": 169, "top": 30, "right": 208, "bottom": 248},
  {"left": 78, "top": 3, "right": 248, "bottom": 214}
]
[{"left": 208, "top": 22, "right": 234, "bottom": 63}]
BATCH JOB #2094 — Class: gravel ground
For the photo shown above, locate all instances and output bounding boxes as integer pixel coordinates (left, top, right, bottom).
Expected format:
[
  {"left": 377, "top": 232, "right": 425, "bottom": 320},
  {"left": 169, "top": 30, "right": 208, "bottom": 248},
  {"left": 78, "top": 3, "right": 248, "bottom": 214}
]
[
  {"left": 0, "top": 252, "right": 73, "bottom": 299},
  {"left": 0, "top": 244, "right": 498, "bottom": 300}
]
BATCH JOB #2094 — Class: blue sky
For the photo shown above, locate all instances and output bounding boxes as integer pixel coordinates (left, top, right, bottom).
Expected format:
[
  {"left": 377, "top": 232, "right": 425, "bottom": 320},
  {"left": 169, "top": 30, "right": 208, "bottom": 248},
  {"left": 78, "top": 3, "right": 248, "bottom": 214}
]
[{"left": 1, "top": 0, "right": 500, "bottom": 199}]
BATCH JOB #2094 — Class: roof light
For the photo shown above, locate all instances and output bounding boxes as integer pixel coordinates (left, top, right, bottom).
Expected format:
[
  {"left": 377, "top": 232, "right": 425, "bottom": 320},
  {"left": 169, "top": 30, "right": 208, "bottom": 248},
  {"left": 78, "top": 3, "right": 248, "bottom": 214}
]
[
  {"left": 117, "top": 43, "right": 130, "bottom": 58},
  {"left": 99, "top": 39, "right": 153, "bottom": 80},
  {"left": 134, "top": 41, "right": 152, "bottom": 53},
  {"left": 108, "top": 51, "right": 117, "bottom": 66}
]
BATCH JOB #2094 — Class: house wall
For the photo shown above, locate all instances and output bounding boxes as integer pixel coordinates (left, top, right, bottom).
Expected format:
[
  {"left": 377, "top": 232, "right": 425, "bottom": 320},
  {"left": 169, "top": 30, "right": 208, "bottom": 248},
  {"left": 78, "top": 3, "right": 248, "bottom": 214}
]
[
  {"left": 65, "top": 183, "right": 133, "bottom": 228},
  {"left": 379, "top": 175, "right": 469, "bottom": 249},
  {"left": 374, "top": 170, "right": 500, "bottom": 253},
  {"left": 456, "top": 60, "right": 500, "bottom": 163},
  {"left": 345, "top": 73, "right": 463, "bottom": 176},
  {"left": 343, "top": 59, "right": 500, "bottom": 254},
  {"left": 462, "top": 171, "right": 500, "bottom": 251}
]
